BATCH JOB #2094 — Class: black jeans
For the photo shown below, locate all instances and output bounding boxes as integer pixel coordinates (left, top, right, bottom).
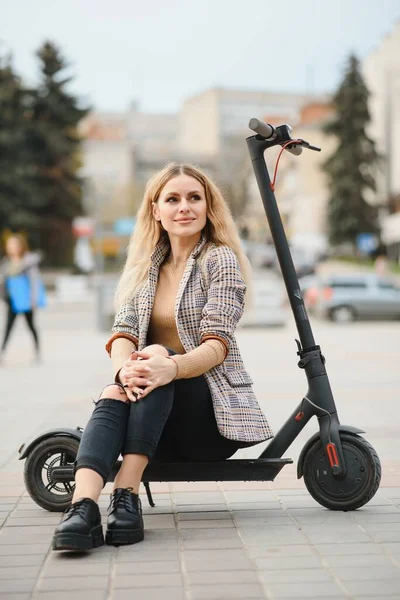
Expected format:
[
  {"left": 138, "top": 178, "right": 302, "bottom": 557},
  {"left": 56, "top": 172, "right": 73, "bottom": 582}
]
[
  {"left": 75, "top": 373, "right": 251, "bottom": 485},
  {"left": 1, "top": 298, "right": 39, "bottom": 351}
]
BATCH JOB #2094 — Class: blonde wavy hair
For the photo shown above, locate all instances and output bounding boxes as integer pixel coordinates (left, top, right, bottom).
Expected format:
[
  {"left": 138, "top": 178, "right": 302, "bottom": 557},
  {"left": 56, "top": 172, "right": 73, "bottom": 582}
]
[
  {"left": 5, "top": 233, "right": 29, "bottom": 257},
  {"left": 114, "top": 163, "right": 251, "bottom": 309}
]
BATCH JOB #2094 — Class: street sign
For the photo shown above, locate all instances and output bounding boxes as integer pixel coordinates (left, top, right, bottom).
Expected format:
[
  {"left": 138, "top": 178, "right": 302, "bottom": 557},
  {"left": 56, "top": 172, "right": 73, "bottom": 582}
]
[
  {"left": 114, "top": 217, "right": 136, "bottom": 236},
  {"left": 356, "top": 233, "right": 378, "bottom": 255}
]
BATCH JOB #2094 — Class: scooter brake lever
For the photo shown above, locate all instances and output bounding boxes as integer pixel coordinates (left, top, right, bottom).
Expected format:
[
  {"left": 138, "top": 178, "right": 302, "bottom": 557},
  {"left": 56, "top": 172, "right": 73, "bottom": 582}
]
[{"left": 297, "top": 139, "right": 321, "bottom": 152}]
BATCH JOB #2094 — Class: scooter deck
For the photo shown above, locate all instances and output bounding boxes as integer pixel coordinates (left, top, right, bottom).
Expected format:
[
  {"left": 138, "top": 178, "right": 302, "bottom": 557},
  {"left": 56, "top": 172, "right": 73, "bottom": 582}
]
[
  {"left": 121, "top": 458, "right": 292, "bottom": 482},
  {"left": 50, "top": 458, "right": 292, "bottom": 485}
]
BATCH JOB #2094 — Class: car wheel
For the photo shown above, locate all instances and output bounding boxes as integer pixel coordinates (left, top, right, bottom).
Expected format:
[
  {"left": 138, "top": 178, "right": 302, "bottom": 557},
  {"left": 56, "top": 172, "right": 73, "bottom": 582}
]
[{"left": 330, "top": 305, "right": 355, "bottom": 323}]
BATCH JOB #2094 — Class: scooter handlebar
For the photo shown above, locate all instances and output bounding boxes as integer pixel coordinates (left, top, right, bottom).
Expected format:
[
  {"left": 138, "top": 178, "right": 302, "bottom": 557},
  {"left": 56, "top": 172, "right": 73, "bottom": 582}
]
[
  {"left": 248, "top": 118, "right": 304, "bottom": 155},
  {"left": 248, "top": 118, "right": 275, "bottom": 139}
]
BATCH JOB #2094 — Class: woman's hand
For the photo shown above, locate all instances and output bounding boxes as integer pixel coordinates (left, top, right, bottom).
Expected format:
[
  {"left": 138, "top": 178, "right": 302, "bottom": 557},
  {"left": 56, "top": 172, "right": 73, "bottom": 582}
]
[
  {"left": 119, "top": 352, "right": 147, "bottom": 401},
  {"left": 119, "top": 350, "right": 178, "bottom": 401},
  {"left": 135, "top": 352, "right": 178, "bottom": 398}
]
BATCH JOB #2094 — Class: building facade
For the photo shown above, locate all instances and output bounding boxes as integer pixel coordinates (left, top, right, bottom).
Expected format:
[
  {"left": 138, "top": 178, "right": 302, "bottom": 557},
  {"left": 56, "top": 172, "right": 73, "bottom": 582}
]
[
  {"left": 241, "top": 102, "right": 334, "bottom": 253},
  {"left": 79, "top": 88, "right": 326, "bottom": 245},
  {"left": 363, "top": 20, "right": 400, "bottom": 203},
  {"left": 178, "top": 88, "right": 321, "bottom": 183},
  {"left": 363, "top": 20, "right": 400, "bottom": 260}
]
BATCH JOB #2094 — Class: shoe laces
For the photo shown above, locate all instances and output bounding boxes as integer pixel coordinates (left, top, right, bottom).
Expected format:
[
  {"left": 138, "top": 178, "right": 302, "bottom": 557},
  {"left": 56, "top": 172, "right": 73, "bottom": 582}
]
[
  {"left": 108, "top": 487, "right": 139, "bottom": 514},
  {"left": 64, "top": 499, "right": 90, "bottom": 521}
]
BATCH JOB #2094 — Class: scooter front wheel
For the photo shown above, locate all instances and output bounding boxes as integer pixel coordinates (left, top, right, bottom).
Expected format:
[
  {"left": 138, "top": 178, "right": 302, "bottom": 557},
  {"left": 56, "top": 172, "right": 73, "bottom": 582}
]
[
  {"left": 303, "top": 433, "right": 381, "bottom": 511},
  {"left": 24, "top": 436, "right": 78, "bottom": 512}
]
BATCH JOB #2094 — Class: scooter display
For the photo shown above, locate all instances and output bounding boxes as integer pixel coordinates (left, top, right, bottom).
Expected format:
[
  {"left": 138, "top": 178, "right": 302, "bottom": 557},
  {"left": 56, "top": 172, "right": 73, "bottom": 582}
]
[{"left": 18, "top": 119, "right": 381, "bottom": 513}]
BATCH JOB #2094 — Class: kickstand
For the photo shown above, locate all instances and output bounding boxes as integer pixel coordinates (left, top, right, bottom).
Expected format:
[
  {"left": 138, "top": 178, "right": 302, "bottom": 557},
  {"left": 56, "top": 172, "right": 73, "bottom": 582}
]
[{"left": 143, "top": 481, "right": 155, "bottom": 507}]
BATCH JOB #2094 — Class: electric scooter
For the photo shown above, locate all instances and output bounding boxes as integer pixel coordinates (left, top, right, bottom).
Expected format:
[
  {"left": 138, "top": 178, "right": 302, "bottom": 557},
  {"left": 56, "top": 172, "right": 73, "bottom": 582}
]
[{"left": 18, "top": 119, "right": 381, "bottom": 513}]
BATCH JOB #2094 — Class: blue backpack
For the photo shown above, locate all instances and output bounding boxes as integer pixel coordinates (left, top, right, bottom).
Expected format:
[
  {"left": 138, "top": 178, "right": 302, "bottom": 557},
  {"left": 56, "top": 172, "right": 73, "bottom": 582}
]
[{"left": 6, "top": 273, "right": 47, "bottom": 313}]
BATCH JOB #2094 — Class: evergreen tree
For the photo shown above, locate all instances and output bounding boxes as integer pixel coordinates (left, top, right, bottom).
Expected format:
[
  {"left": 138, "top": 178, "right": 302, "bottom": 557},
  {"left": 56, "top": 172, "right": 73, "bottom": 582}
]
[
  {"left": 0, "top": 54, "right": 34, "bottom": 235},
  {"left": 27, "top": 41, "right": 90, "bottom": 265},
  {"left": 323, "top": 54, "right": 379, "bottom": 248}
]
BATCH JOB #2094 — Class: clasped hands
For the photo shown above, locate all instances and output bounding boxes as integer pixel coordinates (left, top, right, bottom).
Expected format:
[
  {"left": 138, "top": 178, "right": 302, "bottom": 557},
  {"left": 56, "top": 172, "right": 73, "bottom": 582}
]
[{"left": 119, "top": 349, "right": 178, "bottom": 402}]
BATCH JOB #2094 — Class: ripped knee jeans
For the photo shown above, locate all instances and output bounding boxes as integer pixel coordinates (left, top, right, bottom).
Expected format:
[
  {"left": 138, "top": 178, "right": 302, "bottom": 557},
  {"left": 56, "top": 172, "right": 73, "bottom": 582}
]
[
  {"left": 75, "top": 360, "right": 253, "bottom": 486},
  {"left": 74, "top": 378, "right": 175, "bottom": 485}
]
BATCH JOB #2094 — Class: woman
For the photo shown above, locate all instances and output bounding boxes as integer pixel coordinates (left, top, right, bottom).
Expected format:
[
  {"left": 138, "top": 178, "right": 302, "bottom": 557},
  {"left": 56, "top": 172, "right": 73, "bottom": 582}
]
[
  {"left": 52, "top": 163, "right": 273, "bottom": 552},
  {"left": 0, "top": 234, "right": 41, "bottom": 362}
]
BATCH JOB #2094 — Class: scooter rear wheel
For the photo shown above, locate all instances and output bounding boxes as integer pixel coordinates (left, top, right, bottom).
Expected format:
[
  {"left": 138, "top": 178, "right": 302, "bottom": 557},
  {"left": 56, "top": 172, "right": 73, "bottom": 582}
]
[
  {"left": 303, "top": 433, "right": 381, "bottom": 511},
  {"left": 24, "top": 436, "right": 78, "bottom": 512}
]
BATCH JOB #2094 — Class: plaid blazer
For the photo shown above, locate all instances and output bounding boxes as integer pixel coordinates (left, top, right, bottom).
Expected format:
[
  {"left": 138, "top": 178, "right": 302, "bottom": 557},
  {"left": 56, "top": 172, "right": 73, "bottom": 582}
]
[{"left": 111, "top": 235, "right": 273, "bottom": 443}]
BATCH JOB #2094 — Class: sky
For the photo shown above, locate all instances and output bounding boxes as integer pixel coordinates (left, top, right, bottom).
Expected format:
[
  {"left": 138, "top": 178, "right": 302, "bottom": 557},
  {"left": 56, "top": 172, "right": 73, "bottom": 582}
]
[{"left": 1, "top": 0, "right": 399, "bottom": 114}]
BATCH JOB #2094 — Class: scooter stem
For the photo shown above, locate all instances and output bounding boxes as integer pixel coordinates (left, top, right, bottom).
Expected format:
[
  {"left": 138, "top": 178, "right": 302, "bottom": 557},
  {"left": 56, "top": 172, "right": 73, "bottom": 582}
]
[
  {"left": 246, "top": 135, "right": 316, "bottom": 350},
  {"left": 247, "top": 132, "right": 347, "bottom": 478}
]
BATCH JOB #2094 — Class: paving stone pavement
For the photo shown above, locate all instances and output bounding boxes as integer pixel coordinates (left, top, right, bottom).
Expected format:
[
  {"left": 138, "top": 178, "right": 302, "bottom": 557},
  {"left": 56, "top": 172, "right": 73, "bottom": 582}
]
[
  {"left": 0, "top": 296, "right": 399, "bottom": 599},
  {"left": 0, "top": 485, "right": 400, "bottom": 599}
]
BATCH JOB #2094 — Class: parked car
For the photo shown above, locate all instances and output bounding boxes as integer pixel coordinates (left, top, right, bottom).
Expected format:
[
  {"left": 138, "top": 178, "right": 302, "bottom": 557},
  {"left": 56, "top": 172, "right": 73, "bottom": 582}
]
[
  {"left": 299, "top": 274, "right": 325, "bottom": 313},
  {"left": 300, "top": 273, "right": 400, "bottom": 322},
  {"left": 242, "top": 240, "right": 318, "bottom": 275},
  {"left": 240, "top": 277, "right": 287, "bottom": 327},
  {"left": 270, "top": 246, "right": 317, "bottom": 278},
  {"left": 290, "top": 247, "right": 318, "bottom": 278},
  {"left": 241, "top": 240, "right": 277, "bottom": 269}
]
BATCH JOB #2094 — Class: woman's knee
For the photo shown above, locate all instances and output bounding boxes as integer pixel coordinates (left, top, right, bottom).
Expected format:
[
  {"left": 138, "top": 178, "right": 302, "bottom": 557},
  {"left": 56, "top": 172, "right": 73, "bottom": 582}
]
[
  {"left": 98, "top": 384, "right": 128, "bottom": 402},
  {"left": 143, "top": 344, "right": 169, "bottom": 357}
]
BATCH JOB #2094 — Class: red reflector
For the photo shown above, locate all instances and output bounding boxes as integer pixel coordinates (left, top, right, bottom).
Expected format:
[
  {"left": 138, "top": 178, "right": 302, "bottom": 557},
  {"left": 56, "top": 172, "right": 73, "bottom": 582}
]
[{"left": 326, "top": 443, "right": 339, "bottom": 468}]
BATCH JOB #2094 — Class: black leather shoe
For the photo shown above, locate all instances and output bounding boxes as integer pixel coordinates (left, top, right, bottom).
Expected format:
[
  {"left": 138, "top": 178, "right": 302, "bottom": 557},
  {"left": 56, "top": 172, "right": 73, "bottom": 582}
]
[
  {"left": 106, "top": 488, "right": 144, "bottom": 546},
  {"left": 52, "top": 498, "right": 104, "bottom": 551}
]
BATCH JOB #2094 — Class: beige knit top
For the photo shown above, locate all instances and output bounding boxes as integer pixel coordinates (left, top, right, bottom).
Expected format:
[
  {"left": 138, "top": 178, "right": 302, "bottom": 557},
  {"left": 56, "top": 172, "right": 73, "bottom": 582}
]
[{"left": 146, "top": 259, "right": 226, "bottom": 378}]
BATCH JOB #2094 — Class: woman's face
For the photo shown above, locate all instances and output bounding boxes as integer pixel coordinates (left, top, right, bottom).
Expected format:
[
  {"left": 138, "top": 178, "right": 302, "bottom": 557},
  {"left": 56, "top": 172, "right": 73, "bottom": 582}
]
[
  {"left": 153, "top": 175, "right": 207, "bottom": 239},
  {"left": 5, "top": 237, "right": 23, "bottom": 258}
]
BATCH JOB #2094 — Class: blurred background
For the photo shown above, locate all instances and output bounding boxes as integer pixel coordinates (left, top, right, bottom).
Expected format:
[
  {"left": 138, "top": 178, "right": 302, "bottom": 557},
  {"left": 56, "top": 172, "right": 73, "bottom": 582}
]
[
  {"left": 1, "top": 8, "right": 400, "bottom": 597},
  {"left": 1, "top": 0, "right": 400, "bottom": 329},
  {"left": 1, "top": 0, "right": 400, "bottom": 524}
]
